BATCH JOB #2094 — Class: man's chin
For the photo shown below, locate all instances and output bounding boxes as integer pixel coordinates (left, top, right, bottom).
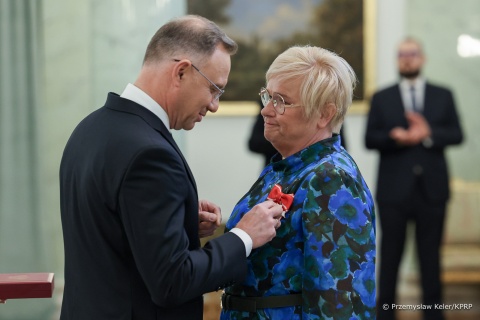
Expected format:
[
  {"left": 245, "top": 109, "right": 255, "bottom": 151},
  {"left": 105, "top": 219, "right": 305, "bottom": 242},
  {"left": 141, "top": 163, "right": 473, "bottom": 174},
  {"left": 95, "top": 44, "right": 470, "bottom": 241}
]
[
  {"left": 183, "top": 122, "right": 197, "bottom": 131},
  {"left": 399, "top": 70, "right": 420, "bottom": 79}
]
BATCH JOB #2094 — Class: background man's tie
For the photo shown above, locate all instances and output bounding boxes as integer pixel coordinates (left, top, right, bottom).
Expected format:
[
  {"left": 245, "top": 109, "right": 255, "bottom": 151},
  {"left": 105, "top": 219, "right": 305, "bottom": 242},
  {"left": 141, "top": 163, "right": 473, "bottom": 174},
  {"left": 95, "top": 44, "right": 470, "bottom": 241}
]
[{"left": 410, "top": 86, "right": 418, "bottom": 112}]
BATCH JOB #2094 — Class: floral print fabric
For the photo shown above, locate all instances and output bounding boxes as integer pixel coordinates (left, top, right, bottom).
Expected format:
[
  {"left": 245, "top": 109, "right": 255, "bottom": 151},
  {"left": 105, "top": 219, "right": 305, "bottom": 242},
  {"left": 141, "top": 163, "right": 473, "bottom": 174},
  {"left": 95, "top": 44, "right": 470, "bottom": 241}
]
[{"left": 221, "top": 135, "right": 376, "bottom": 319}]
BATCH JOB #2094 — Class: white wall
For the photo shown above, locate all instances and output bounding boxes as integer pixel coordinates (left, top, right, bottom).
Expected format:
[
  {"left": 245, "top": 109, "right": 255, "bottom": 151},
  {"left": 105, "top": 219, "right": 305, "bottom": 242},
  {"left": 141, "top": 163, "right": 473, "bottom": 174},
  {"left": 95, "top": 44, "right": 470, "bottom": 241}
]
[{"left": 184, "top": 114, "right": 263, "bottom": 220}]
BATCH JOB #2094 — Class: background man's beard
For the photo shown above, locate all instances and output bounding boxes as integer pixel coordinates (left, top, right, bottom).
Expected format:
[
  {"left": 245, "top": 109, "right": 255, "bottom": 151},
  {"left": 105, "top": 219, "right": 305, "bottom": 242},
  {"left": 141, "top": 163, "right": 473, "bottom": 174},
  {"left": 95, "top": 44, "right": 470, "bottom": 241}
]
[{"left": 400, "top": 69, "right": 420, "bottom": 79}]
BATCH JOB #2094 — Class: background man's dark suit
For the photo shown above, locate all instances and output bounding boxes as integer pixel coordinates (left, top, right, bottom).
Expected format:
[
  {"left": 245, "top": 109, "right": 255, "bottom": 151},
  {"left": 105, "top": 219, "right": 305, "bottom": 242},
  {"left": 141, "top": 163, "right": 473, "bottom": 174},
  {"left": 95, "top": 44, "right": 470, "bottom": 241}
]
[
  {"left": 60, "top": 93, "right": 246, "bottom": 319},
  {"left": 365, "top": 82, "right": 463, "bottom": 319},
  {"left": 366, "top": 83, "right": 463, "bottom": 202}
]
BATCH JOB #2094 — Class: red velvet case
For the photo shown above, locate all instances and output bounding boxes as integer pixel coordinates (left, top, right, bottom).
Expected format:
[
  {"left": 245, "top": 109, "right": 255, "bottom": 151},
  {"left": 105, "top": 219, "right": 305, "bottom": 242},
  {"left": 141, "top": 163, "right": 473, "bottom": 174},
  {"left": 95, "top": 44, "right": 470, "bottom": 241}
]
[{"left": 0, "top": 273, "right": 54, "bottom": 303}]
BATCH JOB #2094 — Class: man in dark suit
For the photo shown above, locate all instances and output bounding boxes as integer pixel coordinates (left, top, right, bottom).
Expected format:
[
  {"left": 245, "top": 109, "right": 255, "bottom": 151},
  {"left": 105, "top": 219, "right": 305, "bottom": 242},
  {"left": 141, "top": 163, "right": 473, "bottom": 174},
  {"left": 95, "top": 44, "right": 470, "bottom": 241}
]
[
  {"left": 59, "top": 15, "right": 283, "bottom": 320},
  {"left": 365, "top": 37, "right": 463, "bottom": 320}
]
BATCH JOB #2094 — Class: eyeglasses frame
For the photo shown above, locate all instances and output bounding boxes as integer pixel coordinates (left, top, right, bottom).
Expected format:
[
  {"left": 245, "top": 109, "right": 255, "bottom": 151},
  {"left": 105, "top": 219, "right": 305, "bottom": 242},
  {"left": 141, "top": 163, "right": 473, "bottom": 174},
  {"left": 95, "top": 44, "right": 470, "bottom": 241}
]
[
  {"left": 173, "top": 59, "right": 224, "bottom": 102},
  {"left": 259, "top": 87, "right": 301, "bottom": 115}
]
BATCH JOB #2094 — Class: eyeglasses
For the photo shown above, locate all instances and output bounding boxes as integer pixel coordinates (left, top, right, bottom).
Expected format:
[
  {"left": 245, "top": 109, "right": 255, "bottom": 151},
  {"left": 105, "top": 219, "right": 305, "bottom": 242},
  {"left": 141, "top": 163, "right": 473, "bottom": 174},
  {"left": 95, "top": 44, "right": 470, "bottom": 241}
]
[
  {"left": 259, "top": 87, "right": 301, "bottom": 115},
  {"left": 173, "top": 59, "right": 224, "bottom": 102},
  {"left": 398, "top": 51, "right": 421, "bottom": 58}
]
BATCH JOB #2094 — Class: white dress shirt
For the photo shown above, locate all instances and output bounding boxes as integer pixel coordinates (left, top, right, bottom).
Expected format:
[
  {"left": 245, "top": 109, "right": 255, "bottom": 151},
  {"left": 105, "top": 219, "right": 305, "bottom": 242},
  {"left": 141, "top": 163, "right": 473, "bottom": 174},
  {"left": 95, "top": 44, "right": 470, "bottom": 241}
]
[
  {"left": 121, "top": 83, "right": 170, "bottom": 129},
  {"left": 399, "top": 77, "right": 426, "bottom": 112}
]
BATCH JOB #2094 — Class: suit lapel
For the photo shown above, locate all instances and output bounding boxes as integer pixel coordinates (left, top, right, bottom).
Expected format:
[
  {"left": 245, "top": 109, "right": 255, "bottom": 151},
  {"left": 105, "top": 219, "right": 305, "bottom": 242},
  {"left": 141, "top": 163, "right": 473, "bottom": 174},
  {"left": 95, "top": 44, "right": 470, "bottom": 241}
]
[
  {"left": 105, "top": 93, "right": 198, "bottom": 195},
  {"left": 422, "top": 83, "right": 433, "bottom": 120},
  {"left": 390, "top": 86, "right": 410, "bottom": 127},
  {"left": 152, "top": 122, "right": 198, "bottom": 197},
  {"left": 393, "top": 85, "right": 406, "bottom": 111}
]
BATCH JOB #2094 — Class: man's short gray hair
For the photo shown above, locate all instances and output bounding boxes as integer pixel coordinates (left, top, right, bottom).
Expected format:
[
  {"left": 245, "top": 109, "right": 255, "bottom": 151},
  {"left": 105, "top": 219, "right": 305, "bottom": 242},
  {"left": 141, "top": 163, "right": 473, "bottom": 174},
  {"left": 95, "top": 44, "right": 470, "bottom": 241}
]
[{"left": 143, "top": 15, "right": 237, "bottom": 66}]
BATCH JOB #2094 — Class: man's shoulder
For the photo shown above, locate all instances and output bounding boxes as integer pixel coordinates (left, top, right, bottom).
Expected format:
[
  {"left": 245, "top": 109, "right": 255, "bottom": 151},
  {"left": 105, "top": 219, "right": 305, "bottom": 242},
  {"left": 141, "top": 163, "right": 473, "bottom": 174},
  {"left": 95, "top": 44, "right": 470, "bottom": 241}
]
[
  {"left": 425, "top": 81, "right": 453, "bottom": 94},
  {"left": 370, "top": 84, "right": 400, "bottom": 102}
]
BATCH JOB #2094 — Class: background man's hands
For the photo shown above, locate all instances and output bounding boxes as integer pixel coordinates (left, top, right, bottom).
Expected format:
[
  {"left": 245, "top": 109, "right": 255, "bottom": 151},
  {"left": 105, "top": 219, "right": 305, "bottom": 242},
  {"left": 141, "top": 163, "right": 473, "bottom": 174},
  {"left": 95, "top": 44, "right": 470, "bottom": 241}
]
[{"left": 390, "top": 111, "right": 431, "bottom": 146}]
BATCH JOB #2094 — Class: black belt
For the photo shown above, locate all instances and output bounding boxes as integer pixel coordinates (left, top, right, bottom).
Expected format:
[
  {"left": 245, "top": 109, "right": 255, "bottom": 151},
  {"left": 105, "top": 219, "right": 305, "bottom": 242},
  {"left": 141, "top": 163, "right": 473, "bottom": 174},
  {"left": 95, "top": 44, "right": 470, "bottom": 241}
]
[{"left": 221, "top": 293, "right": 302, "bottom": 312}]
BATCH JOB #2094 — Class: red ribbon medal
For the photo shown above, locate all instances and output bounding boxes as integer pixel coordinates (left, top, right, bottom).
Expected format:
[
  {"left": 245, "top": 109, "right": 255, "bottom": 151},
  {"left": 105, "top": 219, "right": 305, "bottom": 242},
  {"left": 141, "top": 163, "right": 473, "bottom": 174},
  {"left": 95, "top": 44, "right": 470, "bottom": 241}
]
[{"left": 267, "top": 184, "right": 294, "bottom": 217}]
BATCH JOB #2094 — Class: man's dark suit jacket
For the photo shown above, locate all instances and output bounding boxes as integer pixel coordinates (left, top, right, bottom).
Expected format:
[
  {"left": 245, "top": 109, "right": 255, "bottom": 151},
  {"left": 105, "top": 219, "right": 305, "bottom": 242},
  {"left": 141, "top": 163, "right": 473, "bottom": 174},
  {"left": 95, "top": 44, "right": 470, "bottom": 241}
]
[
  {"left": 365, "top": 82, "right": 463, "bottom": 204},
  {"left": 60, "top": 93, "right": 247, "bottom": 319}
]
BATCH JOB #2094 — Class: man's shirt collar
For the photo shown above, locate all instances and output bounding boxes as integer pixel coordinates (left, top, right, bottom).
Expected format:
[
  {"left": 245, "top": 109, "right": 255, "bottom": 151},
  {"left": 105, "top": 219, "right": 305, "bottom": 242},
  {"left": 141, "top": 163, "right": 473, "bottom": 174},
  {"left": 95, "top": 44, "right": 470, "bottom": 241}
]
[{"left": 120, "top": 83, "right": 170, "bottom": 130}]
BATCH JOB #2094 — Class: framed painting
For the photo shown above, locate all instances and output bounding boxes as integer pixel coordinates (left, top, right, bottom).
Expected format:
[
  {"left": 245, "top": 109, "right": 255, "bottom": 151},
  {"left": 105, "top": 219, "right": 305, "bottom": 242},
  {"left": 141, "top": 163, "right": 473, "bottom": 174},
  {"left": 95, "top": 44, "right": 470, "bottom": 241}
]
[{"left": 188, "top": 0, "right": 375, "bottom": 115}]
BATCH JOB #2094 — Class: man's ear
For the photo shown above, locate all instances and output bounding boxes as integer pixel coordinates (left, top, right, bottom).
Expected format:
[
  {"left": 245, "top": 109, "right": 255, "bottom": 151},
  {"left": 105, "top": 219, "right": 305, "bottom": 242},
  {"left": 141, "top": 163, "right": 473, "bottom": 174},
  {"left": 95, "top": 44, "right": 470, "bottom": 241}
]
[
  {"left": 317, "top": 103, "right": 336, "bottom": 129},
  {"left": 172, "top": 60, "right": 191, "bottom": 85}
]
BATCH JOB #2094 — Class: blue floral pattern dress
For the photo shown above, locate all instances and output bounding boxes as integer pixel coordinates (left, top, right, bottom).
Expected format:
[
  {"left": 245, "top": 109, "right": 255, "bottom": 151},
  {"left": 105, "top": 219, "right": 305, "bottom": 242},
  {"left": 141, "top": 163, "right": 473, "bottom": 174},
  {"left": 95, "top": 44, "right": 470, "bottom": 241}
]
[{"left": 221, "top": 135, "right": 376, "bottom": 320}]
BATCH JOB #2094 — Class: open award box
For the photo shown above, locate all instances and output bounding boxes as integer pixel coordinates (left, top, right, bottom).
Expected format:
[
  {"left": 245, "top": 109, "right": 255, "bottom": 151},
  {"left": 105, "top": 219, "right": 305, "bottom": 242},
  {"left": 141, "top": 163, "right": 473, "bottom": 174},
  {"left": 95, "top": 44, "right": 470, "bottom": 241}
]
[{"left": 0, "top": 273, "right": 54, "bottom": 303}]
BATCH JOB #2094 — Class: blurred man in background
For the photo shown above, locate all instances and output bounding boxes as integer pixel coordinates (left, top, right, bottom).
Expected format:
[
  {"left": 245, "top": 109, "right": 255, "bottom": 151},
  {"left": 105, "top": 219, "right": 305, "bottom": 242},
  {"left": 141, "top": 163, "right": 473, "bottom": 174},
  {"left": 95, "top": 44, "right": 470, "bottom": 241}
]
[{"left": 365, "top": 37, "right": 463, "bottom": 320}]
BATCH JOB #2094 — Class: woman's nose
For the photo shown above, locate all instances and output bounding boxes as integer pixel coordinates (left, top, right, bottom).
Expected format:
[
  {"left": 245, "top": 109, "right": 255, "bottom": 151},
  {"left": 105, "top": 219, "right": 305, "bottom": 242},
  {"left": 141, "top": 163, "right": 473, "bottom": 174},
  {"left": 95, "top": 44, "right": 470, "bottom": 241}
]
[{"left": 260, "top": 100, "right": 275, "bottom": 117}]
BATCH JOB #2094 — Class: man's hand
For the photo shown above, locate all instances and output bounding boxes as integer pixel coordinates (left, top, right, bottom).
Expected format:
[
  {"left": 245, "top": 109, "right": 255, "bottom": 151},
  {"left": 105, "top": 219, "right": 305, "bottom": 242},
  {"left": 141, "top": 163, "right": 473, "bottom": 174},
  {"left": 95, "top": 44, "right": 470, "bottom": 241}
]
[
  {"left": 389, "top": 126, "right": 411, "bottom": 145},
  {"left": 390, "top": 111, "right": 431, "bottom": 146},
  {"left": 406, "top": 111, "right": 431, "bottom": 143},
  {"left": 198, "top": 199, "right": 222, "bottom": 238},
  {"left": 235, "top": 200, "right": 283, "bottom": 249}
]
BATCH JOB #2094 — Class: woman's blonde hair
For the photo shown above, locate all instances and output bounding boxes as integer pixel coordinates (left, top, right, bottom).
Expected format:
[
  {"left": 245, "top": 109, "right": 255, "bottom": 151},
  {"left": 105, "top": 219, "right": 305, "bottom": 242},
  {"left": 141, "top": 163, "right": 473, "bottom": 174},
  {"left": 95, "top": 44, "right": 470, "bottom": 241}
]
[{"left": 266, "top": 46, "right": 356, "bottom": 132}]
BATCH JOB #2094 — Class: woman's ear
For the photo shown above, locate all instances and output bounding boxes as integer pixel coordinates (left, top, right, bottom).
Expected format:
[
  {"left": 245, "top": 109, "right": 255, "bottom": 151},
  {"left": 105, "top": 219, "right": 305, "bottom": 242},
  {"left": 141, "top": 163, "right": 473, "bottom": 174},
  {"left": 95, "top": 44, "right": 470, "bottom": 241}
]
[{"left": 317, "top": 103, "right": 336, "bottom": 129}]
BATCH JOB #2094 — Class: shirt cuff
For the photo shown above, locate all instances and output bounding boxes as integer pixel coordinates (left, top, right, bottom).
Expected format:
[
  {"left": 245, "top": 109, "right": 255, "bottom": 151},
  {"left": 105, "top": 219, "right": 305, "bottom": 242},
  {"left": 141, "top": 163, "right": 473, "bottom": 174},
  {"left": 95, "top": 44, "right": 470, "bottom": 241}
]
[{"left": 229, "top": 228, "right": 253, "bottom": 257}]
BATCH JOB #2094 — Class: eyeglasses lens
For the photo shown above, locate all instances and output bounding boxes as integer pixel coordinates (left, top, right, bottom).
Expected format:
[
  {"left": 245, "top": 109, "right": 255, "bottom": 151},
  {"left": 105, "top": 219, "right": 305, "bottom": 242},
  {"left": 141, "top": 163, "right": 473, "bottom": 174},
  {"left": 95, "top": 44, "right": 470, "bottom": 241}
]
[
  {"left": 260, "top": 88, "right": 286, "bottom": 114},
  {"left": 260, "top": 90, "right": 269, "bottom": 108}
]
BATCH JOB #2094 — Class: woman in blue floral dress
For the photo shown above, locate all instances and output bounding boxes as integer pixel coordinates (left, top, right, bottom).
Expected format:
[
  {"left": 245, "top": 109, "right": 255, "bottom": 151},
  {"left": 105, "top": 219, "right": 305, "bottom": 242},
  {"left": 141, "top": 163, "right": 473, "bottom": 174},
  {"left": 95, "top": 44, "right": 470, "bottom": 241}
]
[{"left": 220, "top": 46, "right": 376, "bottom": 319}]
